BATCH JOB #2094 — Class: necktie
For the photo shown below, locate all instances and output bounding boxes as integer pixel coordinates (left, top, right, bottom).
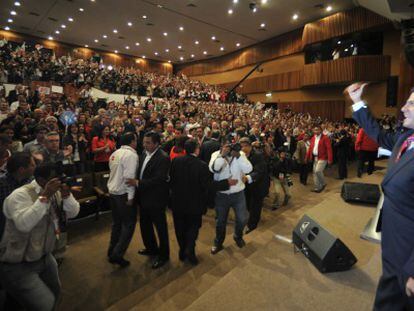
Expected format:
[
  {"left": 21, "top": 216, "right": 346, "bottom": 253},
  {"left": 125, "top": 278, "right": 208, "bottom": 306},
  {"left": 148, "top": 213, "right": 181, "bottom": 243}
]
[{"left": 396, "top": 134, "right": 414, "bottom": 162}]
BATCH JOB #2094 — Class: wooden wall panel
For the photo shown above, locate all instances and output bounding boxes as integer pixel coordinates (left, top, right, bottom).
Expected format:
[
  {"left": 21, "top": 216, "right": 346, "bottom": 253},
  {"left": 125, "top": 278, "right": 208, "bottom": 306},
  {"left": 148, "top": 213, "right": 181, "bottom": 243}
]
[
  {"left": 175, "top": 29, "right": 303, "bottom": 76},
  {"left": 303, "top": 55, "right": 390, "bottom": 86},
  {"left": 0, "top": 30, "right": 172, "bottom": 75},
  {"left": 302, "top": 7, "right": 390, "bottom": 47},
  {"left": 277, "top": 101, "right": 345, "bottom": 121}
]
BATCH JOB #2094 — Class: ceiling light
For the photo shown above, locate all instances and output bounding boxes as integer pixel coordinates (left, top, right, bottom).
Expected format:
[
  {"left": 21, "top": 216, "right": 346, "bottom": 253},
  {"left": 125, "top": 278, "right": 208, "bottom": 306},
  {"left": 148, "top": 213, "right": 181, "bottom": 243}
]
[
  {"left": 48, "top": 36, "right": 53, "bottom": 40},
  {"left": 85, "top": 44, "right": 89, "bottom": 48},
  {"left": 163, "top": 32, "right": 168, "bottom": 36},
  {"left": 195, "top": 40, "right": 199, "bottom": 45},
  {"left": 249, "top": 2, "right": 257, "bottom": 12},
  {"left": 68, "top": 17, "right": 74, "bottom": 22},
  {"left": 345, "top": 48, "right": 349, "bottom": 52},
  {"left": 292, "top": 14, "right": 298, "bottom": 20},
  {"left": 168, "top": 60, "right": 171, "bottom": 63},
  {"left": 266, "top": 92, "right": 272, "bottom": 97},
  {"left": 4, "top": 26, "right": 10, "bottom": 31},
  {"left": 127, "top": 22, "right": 133, "bottom": 26},
  {"left": 165, "top": 48, "right": 169, "bottom": 52},
  {"left": 233, "top": 0, "right": 238, "bottom": 3},
  {"left": 61, "top": 24, "right": 66, "bottom": 29},
  {"left": 191, "top": 54, "right": 195, "bottom": 58},
  {"left": 114, "top": 50, "right": 118, "bottom": 54},
  {"left": 142, "top": 55, "right": 146, "bottom": 58},
  {"left": 351, "top": 44, "right": 354, "bottom": 48},
  {"left": 178, "top": 45, "right": 182, "bottom": 49},
  {"left": 108, "top": 66, "right": 113, "bottom": 71},
  {"left": 157, "top": 4, "right": 163, "bottom": 8},
  {"left": 228, "top": 9, "right": 233, "bottom": 14},
  {"left": 147, "top": 37, "right": 152, "bottom": 42},
  {"left": 79, "top": 8, "right": 84, "bottom": 12},
  {"left": 179, "top": 26, "right": 184, "bottom": 31},
  {"left": 55, "top": 30, "right": 60, "bottom": 34},
  {"left": 337, "top": 40, "right": 341, "bottom": 44},
  {"left": 125, "top": 46, "right": 130, "bottom": 49},
  {"left": 154, "top": 52, "right": 158, "bottom": 55},
  {"left": 180, "top": 56, "right": 184, "bottom": 61},
  {"left": 261, "top": 0, "right": 268, "bottom": 4},
  {"left": 91, "top": 0, "right": 95, "bottom": 2},
  {"left": 260, "top": 23, "right": 265, "bottom": 28},
  {"left": 203, "top": 51, "right": 207, "bottom": 55},
  {"left": 253, "top": 7, "right": 257, "bottom": 13},
  {"left": 7, "top": 19, "right": 13, "bottom": 23},
  {"left": 10, "top": 11, "right": 17, "bottom": 16},
  {"left": 326, "top": 5, "right": 332, "bottom": 12},
  {"left": 14, "top": 2, "right": 21, "bottom": 6},
  {"left": 94, "top": 39, "right": 98, "bottom": 43},
  {"left": 103, "top": 34, "right": 107, "bottom": 38},
  {"left": 236, "top": 43, "right": 240, "bottom": 47},
  {"left": 142, "top": 15, "right": 147, "bottom": 19},
  {"left": 220, "top": 46, "right": 224, "bottom": 51},
  {"left": 135, "top": 42, "right": 140, "bottom": 46},
  {"left": 211, "top": 36, "right": 216, "bottom": 40}
]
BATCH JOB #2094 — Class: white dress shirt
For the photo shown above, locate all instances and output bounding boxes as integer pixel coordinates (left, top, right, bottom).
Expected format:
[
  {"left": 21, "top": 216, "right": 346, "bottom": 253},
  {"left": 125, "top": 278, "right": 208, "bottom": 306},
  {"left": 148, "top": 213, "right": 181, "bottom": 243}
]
[
  {"left": 209, "top": 150, "right": 253, "bottom": 194},
  {"left": 313, "top": 135, "right": 321, "bottom": 156},
  {"left": 107, "top": 145, "right": 139, "bottom": 200},
  {"left": 140, "top": 148, "right": 159, "bottom": 179},
  {"left": 3, "top": 180, "right": 80, "bottom": 233}
]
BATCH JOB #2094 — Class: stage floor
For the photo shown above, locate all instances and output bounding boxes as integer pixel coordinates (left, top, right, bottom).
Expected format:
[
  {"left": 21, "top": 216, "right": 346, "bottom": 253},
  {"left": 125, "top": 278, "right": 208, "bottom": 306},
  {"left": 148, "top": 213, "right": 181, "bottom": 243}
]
[{"left": 58, "top": 161, "right": 385, "bottom": 311}]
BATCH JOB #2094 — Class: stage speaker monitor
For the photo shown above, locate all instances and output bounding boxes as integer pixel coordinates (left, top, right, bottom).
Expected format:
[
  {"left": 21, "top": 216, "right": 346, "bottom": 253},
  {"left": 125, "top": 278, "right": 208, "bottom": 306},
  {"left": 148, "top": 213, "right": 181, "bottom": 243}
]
[
  {"left": 341, "top": 182, "right": 381, "bottom": 205},
  {"left": 292, "top": 214, "right": 357, "bottom": 273}
]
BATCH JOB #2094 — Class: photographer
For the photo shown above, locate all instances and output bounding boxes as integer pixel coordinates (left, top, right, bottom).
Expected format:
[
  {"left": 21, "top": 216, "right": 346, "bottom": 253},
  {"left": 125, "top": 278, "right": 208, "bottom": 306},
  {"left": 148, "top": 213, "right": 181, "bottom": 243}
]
[
  {"left": 209, "top": 140, "right": 253, "bottom": 254},
  {"left": 0, "top": 162, "right": 80, "bottom": 311},
  {"left": 270, "top": 147, "right": 293, "bottom": 209},
  {"left": 239, "top": 137, "right": 270, "bottom": 233}
]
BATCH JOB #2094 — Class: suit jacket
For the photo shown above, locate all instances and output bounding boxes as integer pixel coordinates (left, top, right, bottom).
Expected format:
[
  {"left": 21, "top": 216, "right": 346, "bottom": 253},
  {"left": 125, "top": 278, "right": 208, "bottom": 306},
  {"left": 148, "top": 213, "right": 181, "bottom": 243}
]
[
  {"left": 170, "top": 154, "right": 229, "bottom": 215},
  {"left": 306, "top": 134, "right": 333, "bottom": 163},
  {"left": 294, "top": 140, "right": 308, "bottom": 164},
  {"left": 199, "top": 139, "right": 221, "bottom": 163},
  {"left": 245, "top": 150, "right": 270, "bottom": 198},
  {"left": 355, "top": 128, "right": 378, "bottom": 152},
  {"left": 137, "top": 148, "right": 170, "bottom": 209},
  {"left": 354, "top": 107, "right": 414, "bottom": 280}
]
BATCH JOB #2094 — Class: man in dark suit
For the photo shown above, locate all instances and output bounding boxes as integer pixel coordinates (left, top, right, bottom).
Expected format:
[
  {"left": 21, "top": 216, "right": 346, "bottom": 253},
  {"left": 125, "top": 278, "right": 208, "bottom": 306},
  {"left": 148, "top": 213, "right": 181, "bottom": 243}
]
[
  {"left": 169, "top": 139, "right": 236, "bottom": 265},
  {"left": 346, "top": 82, "right": 414, "bottom": 310},
  {"left": 239, "top": 137, "right": 270, "bottom": 233},
  {"left": 199, "top": 130, "right": 221, "bottom": 163},
  {"left": 126, "top": 132, "right": 170, "bottom": 269}
]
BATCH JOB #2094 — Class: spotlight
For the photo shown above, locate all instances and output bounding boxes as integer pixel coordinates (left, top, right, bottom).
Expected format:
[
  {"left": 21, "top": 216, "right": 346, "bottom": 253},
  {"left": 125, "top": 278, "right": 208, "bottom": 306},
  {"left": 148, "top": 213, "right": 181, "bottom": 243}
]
[
  {"left": 228, "top": 9, "right": 233, "bottom": 14},
  {"left": 7, "top": 19, "right": 13, "bottom": 23},
  {"left": 68, "top": 17, "right": 74, "bottom": 22},
  {"left": 326, "top": 5, "right": 332, "bottom": 12},
  {"left": 10, "top": 11, "right": 17, "bottom": 16},
  {"left": 4, "top": 26, "right": 10, "bottom": 31}
]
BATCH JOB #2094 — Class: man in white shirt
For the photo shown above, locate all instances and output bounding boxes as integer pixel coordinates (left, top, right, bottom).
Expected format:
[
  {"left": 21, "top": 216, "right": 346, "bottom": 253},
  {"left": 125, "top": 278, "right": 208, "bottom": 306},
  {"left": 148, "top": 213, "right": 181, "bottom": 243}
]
[
  {"left": 209, "top": 141, "right": 253, "bottom": 254},
  {"left": 0, "top": 163, "right": 80, "bottom": 311},
  {"left": 107, "top": 132, "right": 139, "bottom": 267}
]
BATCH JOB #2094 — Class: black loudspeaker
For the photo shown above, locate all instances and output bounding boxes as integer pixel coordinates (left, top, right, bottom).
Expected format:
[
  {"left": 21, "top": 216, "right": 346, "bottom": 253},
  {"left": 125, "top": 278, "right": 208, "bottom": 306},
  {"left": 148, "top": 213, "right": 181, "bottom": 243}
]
[
  {"left": 292, "top": 215, "right": 357, "bottom": 273},
  {"left": 341, "top": 182, "right": 381, "bottom": 205},
  {"left": 386, "top": 76, "right": 399, "bottom": 107},
  {"left": 402, "top": 19, "right": 414, "bottom": 67}
]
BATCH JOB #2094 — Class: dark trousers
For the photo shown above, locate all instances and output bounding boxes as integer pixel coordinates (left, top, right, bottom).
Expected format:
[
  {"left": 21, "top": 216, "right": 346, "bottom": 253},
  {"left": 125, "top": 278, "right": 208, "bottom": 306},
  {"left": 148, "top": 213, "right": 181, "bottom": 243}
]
[
  {"left": 172, "top": 211, "right": 202, "bottom": 255},
  {"left": 94, "top": 161, "right": 109, "bottom": 172},
  {"left": 357, "top": 150, "right": 376, "bottom": 176},
  {"left": 245, "top": 190, "right": 265, "bottom": 230},
  {"left": 374, "top": 273, "right": 414, "bottom": 310},
  {"left": 298, "top": 163, "right": 310, "bottom": 184},
  {"left": 337, "top": 154, "right": 348, "bottom": 179},
  {"left": 0, "top": 253, "right": 60, "bottom": 311},
  {"left": 139, "top": 206, "right": 170, "bottom": 260},
  {"left": 108, "top": 194, "right": 137, "bottom": 260}
]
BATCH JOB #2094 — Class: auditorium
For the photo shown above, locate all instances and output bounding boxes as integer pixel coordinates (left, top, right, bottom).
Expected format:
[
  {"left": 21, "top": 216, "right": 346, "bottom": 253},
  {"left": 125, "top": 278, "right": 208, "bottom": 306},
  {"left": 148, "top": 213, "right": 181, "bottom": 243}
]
[{"left": 0, "top": 0, "right": 414, "bottom": 310}]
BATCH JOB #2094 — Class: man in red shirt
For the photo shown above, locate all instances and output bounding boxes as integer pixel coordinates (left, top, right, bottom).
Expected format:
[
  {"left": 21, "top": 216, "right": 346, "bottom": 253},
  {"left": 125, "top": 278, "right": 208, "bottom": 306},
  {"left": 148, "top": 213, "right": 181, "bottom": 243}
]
[
  {"left": 306, "top": 126, "right": 333, "bottom": 193},
  {"left": 355, "top": 128, "right": 378, "bottom": 177}
]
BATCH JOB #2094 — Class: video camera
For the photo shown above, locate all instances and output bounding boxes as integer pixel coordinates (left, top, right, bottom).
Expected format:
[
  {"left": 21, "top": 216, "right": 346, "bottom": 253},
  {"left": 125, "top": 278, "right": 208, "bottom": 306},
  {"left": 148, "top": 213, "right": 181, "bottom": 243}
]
[{"left": 229, "top": 142, "right": 241, "bottom": 153}]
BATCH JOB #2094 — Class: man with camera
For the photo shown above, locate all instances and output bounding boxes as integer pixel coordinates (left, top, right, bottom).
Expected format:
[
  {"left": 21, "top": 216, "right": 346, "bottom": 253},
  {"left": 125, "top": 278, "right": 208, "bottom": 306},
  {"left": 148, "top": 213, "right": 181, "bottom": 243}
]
[
  {"left": 270, "top": 147, "right": 293, "bottom": 209},
  {"left": 239, "top": 137, "right": 270, "bottom": 233},
  {"left": 209, "top": 140, "right": 253, "bottom": 254},
  {"left": 0, "top": 162, "right": 80, "bottom": 311}
]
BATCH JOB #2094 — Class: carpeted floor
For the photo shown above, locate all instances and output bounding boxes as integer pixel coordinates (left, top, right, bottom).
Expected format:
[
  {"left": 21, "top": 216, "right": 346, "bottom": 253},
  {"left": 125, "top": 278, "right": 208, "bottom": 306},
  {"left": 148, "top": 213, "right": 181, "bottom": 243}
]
[{"left": 57, "top": 161, "right": 385, "bottom": 311}]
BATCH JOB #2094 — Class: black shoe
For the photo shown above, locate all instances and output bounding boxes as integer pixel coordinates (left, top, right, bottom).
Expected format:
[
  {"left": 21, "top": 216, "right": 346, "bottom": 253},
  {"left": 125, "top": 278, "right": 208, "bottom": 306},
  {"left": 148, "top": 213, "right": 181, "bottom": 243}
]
[
  {"left": 234, "top": 238, "right": 246, "bottom": 248},
  {"left": 336, "top": 177, "right": 344, "bottom": 180},
  {"left": 211, "top": 245, "right": 223, "bottom": 255},
  {"left": 320, "top": 184, "right": 326, "bottom": 192},
  {"left": 152, "top": 257, "right": 169, "bottom": 269},
  {"left": 282, "top": 195, "right": 291, "bottom": 206},
  {"left": 245, "top": 227, "right": 256, "bottom": 234},
  {"left": 179, "top": 249, "right": 186, "bottom": 262},
  {"left": 138, "top": 249, "right": 158, "bottom": 256},
  {"left": 108, "top": 257, "right": 130, "bottom": 268},
  {"left": 186, "top": 252, "right": 199, "bottom": 266},
  {"left": 311, "top": 189, "right": 319, "bottom": 193}
]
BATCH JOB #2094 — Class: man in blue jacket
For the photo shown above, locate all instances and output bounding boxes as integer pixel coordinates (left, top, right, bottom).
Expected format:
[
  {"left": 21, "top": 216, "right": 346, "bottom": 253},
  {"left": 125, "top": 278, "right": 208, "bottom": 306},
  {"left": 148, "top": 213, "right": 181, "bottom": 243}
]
[{"left": 346, "top": 82, "right": 414, "bottom": 310}]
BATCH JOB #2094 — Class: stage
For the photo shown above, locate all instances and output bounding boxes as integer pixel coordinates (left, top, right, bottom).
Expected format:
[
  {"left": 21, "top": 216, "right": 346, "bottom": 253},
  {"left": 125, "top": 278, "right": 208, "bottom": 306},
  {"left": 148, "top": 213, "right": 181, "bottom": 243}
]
[{"left": 58, "top": 161, "right": 385, "bottom": 310}]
